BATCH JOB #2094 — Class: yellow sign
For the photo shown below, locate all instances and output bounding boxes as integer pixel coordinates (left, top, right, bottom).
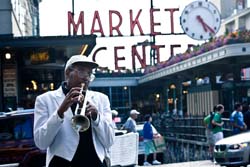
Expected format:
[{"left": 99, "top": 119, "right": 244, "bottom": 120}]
[{"left": 30, "top": 51, "right": 49, "bottom": 63}]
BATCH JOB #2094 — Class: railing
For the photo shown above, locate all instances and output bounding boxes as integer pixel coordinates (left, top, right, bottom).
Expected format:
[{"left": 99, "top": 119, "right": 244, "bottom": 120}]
[{"left": 153, "top": 114, "right": 233, "bottom": 144}]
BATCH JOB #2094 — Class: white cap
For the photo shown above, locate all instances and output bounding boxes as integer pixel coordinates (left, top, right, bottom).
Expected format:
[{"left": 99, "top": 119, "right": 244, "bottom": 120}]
[
  {"left": 111, "top": 110, "right": 118, "bottom": 116},
  {"left": 130, "top": 109, "right": 140, "bottom": 115},
  {"left": 65, "top": 55, "right": 98, "bottom": 70}
]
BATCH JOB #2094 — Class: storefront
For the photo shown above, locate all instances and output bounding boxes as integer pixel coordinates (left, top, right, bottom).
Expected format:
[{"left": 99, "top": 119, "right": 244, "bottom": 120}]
[
  {"left": 0, "top": 35, "right": 97, "bottom": 112},
  {"left": 1, "top": 33, "right": 250, "bottom": 120}
]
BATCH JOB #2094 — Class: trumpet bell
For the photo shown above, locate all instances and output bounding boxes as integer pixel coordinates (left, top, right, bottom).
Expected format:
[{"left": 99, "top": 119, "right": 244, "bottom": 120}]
[{"left": 72, "top": 115, "right": 90, "bottom": 132}]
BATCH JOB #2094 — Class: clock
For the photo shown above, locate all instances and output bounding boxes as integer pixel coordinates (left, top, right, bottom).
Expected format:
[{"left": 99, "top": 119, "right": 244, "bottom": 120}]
[{"left": 180, "top": 0, "right": 221, "bottom": 40}]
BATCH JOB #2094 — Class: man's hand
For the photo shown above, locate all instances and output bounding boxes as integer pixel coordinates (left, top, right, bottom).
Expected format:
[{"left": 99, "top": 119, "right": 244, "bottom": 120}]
[
  {"left": 57, "top": 87, "right": 82, "bottom": 118},
  {"left": 85, "top": 102, "right": 98, "bottom": 121}
]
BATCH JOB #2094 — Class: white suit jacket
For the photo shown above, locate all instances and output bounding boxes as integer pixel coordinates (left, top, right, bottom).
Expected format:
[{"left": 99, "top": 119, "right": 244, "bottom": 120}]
[{"left": 33, "top": 87, "right": 115, "bottom": 167}]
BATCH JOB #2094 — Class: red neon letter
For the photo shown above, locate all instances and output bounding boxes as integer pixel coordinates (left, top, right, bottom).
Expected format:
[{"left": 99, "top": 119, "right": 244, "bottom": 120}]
[
  {"left": 91, "top": 11, "right": 105, "bottom": 37},
  {"left": 130, "top": 9, "right": 144, "bottom": 36},
  {"left": 151, "top": 45, "right": 165, "bottom": 63},
  {"left": 164, "top": 8, "right": 179, "bottom": 34},
  {"left": 170, "top": 44, "right": 181, "bottom": 56},
  {"left": 92, "top": 47, "right": 107, "bottom": 62},
  {"left": 109, "top": 10, "right": 123, "bottom": 37},
  {"left": 114, "top": 46, "right": 126, "bottom": 70},
  {"left": 188, "top": 44, "right": 195, "bottom": 50},
  {"left": 131, "top": 45, "right": 147, "bottom": 71},
  {"left": 150, "top": 8, "right": 161, "bottom": 36},
  {"left": 68, "top": 11, "right": 84, "bottom": 35}
]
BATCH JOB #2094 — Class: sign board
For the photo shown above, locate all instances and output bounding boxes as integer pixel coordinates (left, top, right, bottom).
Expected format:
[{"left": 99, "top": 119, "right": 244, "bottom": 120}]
[
  {"left": 110, "top": 132, "right": 139, "bottom": 166},
  {"left": 3, "top": 67, "right": 17, "bottom": 97}
]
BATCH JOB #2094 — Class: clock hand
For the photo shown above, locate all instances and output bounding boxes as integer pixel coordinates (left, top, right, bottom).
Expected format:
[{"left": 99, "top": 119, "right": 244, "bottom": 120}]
[
  {"left": 203, "top": 22, "right": 215, "bottom": 34},
  {"left": 196, "top": 15, "right": 215, "bottom": 34},
  {"left": 196, "top": 15, "right": 208, "bottom": 32}
]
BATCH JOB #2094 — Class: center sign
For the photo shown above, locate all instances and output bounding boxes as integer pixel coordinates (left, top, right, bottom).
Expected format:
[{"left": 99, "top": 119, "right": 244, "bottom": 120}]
[{"left": 67, "top": 0, "right": 221, "bottom": 70}]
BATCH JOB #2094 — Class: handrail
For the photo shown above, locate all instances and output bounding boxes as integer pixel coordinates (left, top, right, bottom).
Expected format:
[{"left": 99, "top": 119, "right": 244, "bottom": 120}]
[{"left": 153, "top": 116, "right": 233, "bottom": 143}]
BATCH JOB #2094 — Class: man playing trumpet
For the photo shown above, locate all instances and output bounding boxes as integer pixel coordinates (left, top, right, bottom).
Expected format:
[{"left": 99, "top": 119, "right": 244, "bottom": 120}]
[{"left": 33, "top": 55, "right": 115, "bottom": 167}]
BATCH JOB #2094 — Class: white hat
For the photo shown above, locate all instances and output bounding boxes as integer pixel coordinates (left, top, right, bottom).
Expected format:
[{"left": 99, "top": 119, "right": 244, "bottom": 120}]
[
  {"left": 130, "top": 109, "right": 140, "bottom": 115},
  {"left": 65, "top": 55, "right": 98, "bottom": 70},
  {"left": 111, "top": 110, "right": 118, "bottom": 116}
]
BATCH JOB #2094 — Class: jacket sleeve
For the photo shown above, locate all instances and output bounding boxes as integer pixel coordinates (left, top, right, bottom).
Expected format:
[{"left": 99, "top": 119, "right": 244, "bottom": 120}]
[
  {"left": 92, "top": 93, "right": 115, "bottom": 149},
  {"left": 33, "top": 94, "right": 64, "bottom": 150}
]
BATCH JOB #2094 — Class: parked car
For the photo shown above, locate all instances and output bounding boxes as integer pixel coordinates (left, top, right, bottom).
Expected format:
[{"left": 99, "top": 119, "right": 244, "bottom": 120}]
[
  {"left": 0, "top": 109, "right": 45, "bottom": 167},
  {"left": 214, "top": 131, "right": 250, "bottom": 167},
  {"left": 136, "top": 124, "right": 164, "bottom": 166}
]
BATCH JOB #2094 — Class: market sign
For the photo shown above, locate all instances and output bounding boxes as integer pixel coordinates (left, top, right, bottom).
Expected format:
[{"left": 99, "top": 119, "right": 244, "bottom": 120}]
[
  {"left": 68, "top": 9, "right": 179, "bottom": 37},
  {"left": 67, "top": 2, "right": 213, "bottom": 70}
]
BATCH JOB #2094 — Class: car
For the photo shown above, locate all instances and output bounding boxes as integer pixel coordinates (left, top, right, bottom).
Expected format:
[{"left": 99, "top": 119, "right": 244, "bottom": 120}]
[
  {"left": 0, "top": 110, "right": 138, "bottom": 167},
  {"left": 136, "top": 124, "right": 164, "bottom": 166},
  {"left": 214, "top": 131, "right": 250, "bottom": 167},
  {"left": 0, "top": 109, "right": 45, "bottom": 167}
]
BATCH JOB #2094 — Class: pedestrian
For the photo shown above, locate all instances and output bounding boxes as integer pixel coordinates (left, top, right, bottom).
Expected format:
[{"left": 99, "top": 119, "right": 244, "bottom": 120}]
[
  {"left": 203, "top": 105, "right": 217, "bottom": 161},
  {"left": 143, "top": 114, "right": 161, "bottom": 166},
  {"left": 230, "top": 103, "right": 247, "bottom": 135},
  {"left": 211, "top": 104, "right": 224, "bottom": 144},
  {"left": 121, "top": 109, "right": 140, "bottom": 133},
  {"left": 243, "top": 104, "right": 250, "bottom": 130},
  {"left": 111, "top": 110, "right": 118, "bottom": 129},
  {"left": 33, "top": 55, "right": 115, "bottom": 167}
]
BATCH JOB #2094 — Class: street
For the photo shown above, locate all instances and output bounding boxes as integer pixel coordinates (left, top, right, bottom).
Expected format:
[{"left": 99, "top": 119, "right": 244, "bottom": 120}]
[{"left": 136, "top": 160, "right": 221, "bottom": 167}]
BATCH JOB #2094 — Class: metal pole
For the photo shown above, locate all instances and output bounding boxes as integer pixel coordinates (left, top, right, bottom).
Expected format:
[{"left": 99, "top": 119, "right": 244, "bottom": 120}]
[
  {"left": 0, "top": 54, "right": 3, "bottom": 112},
  {"left": 150, "top": 0, "right": 156, "bottom": 66},
  {"left": 72, "top": 0, "right": 75, "bottom": 17},
  {"left": 72, "top": 0, "right": 75, "bottom": 35}
]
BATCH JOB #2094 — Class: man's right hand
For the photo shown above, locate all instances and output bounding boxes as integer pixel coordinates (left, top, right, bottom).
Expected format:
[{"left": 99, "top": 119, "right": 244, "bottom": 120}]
[{"left": 57, "top": 87, "right": 82, "bottom": 118}]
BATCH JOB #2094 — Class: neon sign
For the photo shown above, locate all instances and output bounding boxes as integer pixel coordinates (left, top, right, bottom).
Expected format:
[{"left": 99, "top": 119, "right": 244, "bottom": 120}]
[{"left": 68, "top": 8, "right": 193, "bottom": 70}]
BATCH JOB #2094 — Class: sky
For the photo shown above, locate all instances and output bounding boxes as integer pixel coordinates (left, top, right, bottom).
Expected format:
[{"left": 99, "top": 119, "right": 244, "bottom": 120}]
[{"left": 39, "top": 0, "right": 202, "bottom": 70}]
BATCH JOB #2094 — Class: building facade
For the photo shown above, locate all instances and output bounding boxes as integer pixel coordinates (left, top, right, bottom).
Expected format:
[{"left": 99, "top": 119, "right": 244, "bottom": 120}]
[
  {"left": 211, "top": 0, "right": 249, "bottom": 19},
  {"left": 0, "top": 0, "right": 40, "bottom": 37}
]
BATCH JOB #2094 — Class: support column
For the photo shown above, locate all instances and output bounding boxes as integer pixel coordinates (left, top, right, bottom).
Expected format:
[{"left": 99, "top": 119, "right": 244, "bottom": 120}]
[
  {"left": 0, "top": 53, "right": 3, "bottom": 112},
  {"left": 233, "top": 66, "right": 242, "bottom": 103},
  {"left": 170, "top": 84, "right": 176, "bottom": 116},
  {"left": 209, "top": 73, "right": 217, "bottom": 89},
  {"left": 165, "top": 84, "right": 169, "bottom": 113},
  {"left": 176, "top": 81, "right": 183, "bottom": 117}
]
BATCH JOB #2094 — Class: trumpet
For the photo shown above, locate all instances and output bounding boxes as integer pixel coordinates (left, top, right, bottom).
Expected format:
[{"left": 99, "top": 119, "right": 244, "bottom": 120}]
[{"left": 71, "top": 83, "right": 90, "bottom": 132}]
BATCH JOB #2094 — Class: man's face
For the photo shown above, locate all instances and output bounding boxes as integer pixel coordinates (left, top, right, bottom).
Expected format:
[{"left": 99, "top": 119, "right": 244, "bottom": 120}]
[
  {"left": 237, "top": 105, "right": 242, "bottom": 111},
  {"left": 131, "top": 114, "right": 138, "bottom": 119},
  {"left": 65, "top": 63, "right": 93, "bottom": 89}
]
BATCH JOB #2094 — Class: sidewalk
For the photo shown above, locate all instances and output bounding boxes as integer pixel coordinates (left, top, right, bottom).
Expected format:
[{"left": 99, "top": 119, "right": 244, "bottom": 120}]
[{"left": 136, "top": 160, "right": 220, "bottom": 167}]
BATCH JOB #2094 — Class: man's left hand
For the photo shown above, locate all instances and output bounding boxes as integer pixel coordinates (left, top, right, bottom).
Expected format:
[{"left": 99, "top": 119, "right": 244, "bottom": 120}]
[{"left": 85, "top": 102, "right": 98, "bottom": 120}]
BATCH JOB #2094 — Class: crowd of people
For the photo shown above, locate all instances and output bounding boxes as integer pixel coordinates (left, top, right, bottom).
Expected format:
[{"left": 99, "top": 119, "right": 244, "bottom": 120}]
[
  {"left": 204, "top": 102, "right": 250, "bottom": 162},
  {"left": 32, "top": 53, "right": 250, "bottom": 167}
]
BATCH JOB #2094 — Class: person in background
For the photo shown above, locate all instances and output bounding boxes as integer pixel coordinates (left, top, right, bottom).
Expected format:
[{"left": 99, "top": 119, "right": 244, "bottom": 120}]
[
  {"left": 121, "top": 109, "right": 140, "bottom": 133},
  {"left": 243, "top": 104, "right": 250, "bottom": 130},
  {"left": 230, "top": 103, "right": 247, "bottom": 135},
  {"left": 33, "top": 55, "right": 115, "bottom": 167},
  {"left": 203, "top": 105, "right": 217, "bottom": 161},
  {"left": 111, "top": 110, "right": 118, "bottom": 129},
  {"left": 212, "top": 104, "right": 224, "bottom": 144},
  {"left": 143, "top": 114, "right": 161, "bottom": 166}
]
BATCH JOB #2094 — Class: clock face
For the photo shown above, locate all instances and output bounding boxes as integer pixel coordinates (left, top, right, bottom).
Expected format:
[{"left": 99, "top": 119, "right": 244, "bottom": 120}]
[{"left": 180, "top": 0, "right": 221, "bottom": 40}]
